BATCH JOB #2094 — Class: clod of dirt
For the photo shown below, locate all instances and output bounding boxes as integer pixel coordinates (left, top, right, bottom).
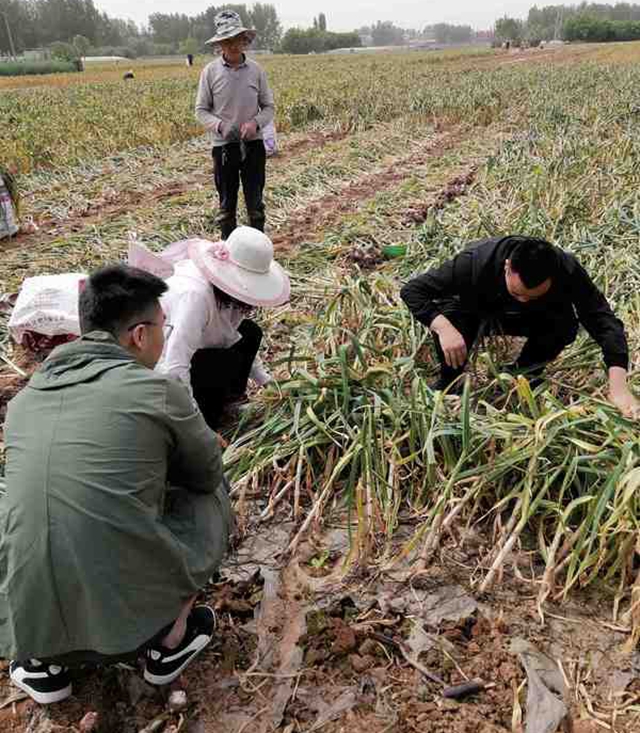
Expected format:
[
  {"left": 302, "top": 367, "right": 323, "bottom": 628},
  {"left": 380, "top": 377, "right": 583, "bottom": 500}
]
[
  {"left": 403, "top": 167, "right": 478, "bottom": 224},
  {"left": 167, "top": 690, "right": 187, "bottom": 712},
  {"left": 78, "top": 711, "right": 99, "bottom": 731},
  {"left": 345, "top": 243, "right": 384, "bottom": 270},
  {"left": 330, "top": 620, "right": 357, "bottom": 655},
  {"left": 349, "top": 653, "right": 374, "bottom": 673}
]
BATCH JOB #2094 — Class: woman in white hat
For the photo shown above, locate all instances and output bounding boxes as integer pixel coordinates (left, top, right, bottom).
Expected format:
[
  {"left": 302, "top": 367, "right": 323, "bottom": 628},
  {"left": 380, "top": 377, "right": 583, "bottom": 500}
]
[
  {"left": 156, "top": 227, "right": 289, "bottom": 429},
  {"left": 195, "top": 10, "right": 275, "bottom": 240}
]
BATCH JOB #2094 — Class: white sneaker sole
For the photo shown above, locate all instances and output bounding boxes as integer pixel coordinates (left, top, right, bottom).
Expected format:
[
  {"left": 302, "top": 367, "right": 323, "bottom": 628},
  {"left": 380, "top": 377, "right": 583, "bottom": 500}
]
[
  {"left": 143, "top": 633, "right": 212, "bottom": 686},
  {"left": 11, "top": 675, "right": 72, "bottom": 705}
]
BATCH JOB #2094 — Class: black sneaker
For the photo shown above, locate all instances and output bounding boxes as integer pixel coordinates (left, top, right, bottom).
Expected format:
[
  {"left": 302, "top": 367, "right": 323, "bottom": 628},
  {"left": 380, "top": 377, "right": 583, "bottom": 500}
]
[
  {"left": 144, "top": 605, "right": 215, "bottom": 686},
  {"left": 10, "top": 659, "right": 72, "bottom": 704}
]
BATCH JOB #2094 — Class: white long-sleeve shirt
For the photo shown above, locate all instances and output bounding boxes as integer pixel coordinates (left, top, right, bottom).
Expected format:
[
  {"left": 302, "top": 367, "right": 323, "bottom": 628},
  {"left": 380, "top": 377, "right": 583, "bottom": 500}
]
[{"left": 156, "top": 260, "right": 269, "bottom": 395}]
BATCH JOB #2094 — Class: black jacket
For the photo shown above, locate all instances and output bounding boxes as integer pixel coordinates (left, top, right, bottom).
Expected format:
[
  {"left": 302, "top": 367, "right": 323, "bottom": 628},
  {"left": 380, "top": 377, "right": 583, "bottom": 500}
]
[{"left": 400, "top": 236, "right": 629, "bottom": 370}]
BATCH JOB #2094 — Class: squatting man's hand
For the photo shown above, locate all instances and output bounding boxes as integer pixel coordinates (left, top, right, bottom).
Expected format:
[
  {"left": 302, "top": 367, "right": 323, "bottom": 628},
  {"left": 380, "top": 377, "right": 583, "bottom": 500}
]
[{"left": 430, "top": 315, "right": 467, "bottom": 370}]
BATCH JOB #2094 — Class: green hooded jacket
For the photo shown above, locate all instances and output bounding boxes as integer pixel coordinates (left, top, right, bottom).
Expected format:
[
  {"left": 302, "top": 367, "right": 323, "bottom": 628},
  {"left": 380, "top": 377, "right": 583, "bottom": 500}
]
[{"left": 0, "top": 332, "right": 232, "bottom": 661}]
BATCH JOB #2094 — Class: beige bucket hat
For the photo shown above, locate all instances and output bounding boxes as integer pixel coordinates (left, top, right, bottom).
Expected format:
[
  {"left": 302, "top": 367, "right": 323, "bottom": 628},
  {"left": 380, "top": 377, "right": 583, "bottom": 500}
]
[
  {"left": 205, "top": 10, "right": 257, "bottom": 45},
  {"left": 188, "top": 227, "right": 290, "bottom": 307}
]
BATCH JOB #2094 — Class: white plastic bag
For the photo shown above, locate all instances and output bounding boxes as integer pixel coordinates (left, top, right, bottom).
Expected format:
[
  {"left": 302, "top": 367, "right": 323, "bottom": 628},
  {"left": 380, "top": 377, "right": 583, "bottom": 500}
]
[
  {"left": 263, "top": 121, "right": 278, "bottom": 157},
  {"left": 0, "top": 175, "right": 18, "bottom": 240},
  {"left": 8, "top": 273, "right": 86, "bottom": 345}
]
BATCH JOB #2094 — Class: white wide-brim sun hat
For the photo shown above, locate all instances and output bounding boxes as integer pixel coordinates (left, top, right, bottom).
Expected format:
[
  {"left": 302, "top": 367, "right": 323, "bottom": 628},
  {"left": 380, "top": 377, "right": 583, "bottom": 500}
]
[{"left": 188, "top": 227, "right": 290, "bottom": 308}]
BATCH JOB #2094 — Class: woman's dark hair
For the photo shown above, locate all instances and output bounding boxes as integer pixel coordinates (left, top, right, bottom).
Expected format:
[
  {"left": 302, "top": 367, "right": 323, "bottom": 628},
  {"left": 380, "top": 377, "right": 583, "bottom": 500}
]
[
  {"left": 507, "top": 236, "right": 558, "bottom": 289},
  {"left": 213, "top": 285, "right": 252, "bottom": 311},
  {"left": 79, "top": 265, "right": 167, "bottom": 335}
]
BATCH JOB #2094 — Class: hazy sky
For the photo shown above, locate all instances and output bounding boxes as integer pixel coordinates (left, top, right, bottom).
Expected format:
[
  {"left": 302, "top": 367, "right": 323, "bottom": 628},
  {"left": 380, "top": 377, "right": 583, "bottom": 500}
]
[{"left": 96, "top": 0, "right": 535, "bottom": 32}]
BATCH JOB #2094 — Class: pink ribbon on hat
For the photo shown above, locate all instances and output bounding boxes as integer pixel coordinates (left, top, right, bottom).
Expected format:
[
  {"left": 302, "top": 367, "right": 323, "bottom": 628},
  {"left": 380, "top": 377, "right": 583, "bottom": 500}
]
[{"left": 210, "top": 243, "right": 230, "bottom": 262}]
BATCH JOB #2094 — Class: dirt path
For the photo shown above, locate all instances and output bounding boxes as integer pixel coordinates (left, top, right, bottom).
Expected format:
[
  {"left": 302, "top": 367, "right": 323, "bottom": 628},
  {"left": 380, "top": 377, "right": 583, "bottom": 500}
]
[
  {"left": 0, "top": 515, "right": 636, "bottom": 732},
  {"left": 270, "top": 128, "right": 459, "bottom": 250},
  {"left": 269, "top": 123, "right": 500, "bottom": 255}
]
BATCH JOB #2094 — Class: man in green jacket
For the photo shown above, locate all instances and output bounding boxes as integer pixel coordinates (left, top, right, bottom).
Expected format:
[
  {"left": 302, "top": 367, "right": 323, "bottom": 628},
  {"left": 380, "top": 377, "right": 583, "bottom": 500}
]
[{"left": 0, "top": 265, "right": 233, "bottom": 704}]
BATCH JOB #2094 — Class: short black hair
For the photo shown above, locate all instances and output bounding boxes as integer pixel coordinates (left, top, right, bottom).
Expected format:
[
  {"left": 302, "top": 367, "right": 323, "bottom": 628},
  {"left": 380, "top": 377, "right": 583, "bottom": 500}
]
[
  {"left": 507, "top": 236, "right": 558, "bottom": 289},
  {"left": 79, "top": 265, "right": 168, "bottom": 336}
]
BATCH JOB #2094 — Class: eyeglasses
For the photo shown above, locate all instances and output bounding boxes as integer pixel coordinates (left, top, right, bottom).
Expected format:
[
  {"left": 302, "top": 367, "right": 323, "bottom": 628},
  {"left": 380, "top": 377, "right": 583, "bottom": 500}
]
[{"left": 127, "top": 321, "right": 174, "bottom": 339}]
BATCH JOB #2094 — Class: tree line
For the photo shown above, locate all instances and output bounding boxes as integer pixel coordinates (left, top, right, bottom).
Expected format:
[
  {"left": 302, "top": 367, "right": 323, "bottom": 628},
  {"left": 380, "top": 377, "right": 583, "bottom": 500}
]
[
  {"left": 495, "top": 3, "right": 640, "bottom": 44},
  {"left": 0, "top": 1, "right": 282, "bottom": 57},
  {"left": 0, "top": 0, "right": 483, "bottom": 58},
  {"left": 0, "top": 0, "right": 139, "bottom": 56}
]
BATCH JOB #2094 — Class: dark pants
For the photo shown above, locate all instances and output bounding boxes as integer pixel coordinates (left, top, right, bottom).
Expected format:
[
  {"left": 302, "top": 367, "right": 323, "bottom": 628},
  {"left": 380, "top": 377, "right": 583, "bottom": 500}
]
[
  {"left": 191, "top": 319, "right": 263, "bottom": 429},
  {"left": 213, "top": 141, "right": 266, "bottom": 240},
  {"left": 432, "top": 300, "right": 579, "bottom": 386}
]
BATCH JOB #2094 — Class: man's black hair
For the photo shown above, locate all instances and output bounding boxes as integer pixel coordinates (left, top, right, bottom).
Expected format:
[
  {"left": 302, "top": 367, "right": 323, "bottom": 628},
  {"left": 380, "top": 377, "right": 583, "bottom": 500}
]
[
  {"left": 79, "top": 265, "right": 168, "bottom": 336},
  {"left": 507, "top": 236, "right": 558, "bottom": 289}
]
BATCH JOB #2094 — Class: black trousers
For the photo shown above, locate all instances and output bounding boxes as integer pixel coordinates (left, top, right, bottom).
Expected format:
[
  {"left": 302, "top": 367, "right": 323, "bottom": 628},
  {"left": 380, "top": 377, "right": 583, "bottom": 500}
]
[
  {"left": 212, "top": 141, "right": 266, "bottom": 240},
  {"left": 191, "top": 319, "right": 263, "bottom": 429},
  {"left": 432, "top": 300, "right": 579, "bottom": 385}
]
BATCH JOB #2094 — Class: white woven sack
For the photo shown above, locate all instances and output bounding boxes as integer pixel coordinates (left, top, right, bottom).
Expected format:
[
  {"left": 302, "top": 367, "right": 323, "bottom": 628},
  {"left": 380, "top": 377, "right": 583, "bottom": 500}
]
[
  {"left": 8, "top": 273, "right": 86, "bottom": 344},
  {"left": 0, "top": 176, "right": 18, "bottom": 240}
]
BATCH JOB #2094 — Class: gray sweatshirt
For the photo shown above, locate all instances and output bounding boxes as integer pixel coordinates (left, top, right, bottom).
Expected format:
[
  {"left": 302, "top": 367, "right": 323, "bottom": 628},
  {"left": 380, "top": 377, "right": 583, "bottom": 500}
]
[{"left": 195, "top": 55, "right": 275, "bottom": 147}]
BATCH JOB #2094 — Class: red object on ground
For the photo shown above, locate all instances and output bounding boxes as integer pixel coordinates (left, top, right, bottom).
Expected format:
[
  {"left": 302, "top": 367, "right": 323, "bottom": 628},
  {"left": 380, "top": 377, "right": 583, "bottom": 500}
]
[{"left": 21, "top": 331, "right": 78, "bottom": 353}]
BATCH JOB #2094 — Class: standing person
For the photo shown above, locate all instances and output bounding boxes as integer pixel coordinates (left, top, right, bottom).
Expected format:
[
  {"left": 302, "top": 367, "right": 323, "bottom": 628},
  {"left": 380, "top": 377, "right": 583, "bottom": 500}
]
[
  {"left": 195, "top": 10, "right": 275, "bottom": 240},
  {"left": 400, "top": 235, "right": 639, "bottom": 418},
  {"left": 156, "top": 226, "right": 290, "bottom": 429},
  {"left": 1, "top": 265, "right": 233, "bottom": 703}
]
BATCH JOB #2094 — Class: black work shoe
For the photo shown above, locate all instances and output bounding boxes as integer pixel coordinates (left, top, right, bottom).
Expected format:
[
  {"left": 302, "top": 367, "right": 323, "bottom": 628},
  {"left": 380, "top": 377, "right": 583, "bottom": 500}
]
[
  {"left": 144, "top": 605, "right": 215, "bottom": 686},
  {"left": 10, "top": 659, "right": 72, "bottom": 704}
]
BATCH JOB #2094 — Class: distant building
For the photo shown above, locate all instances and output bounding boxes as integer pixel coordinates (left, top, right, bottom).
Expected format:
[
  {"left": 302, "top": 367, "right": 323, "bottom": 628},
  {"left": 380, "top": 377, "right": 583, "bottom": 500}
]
[
  {"left": 21, "top": 48, "right": 50, "bottom": 61},
  {"left": 407, "top": 38, "right": 439, "bottom": 49}
]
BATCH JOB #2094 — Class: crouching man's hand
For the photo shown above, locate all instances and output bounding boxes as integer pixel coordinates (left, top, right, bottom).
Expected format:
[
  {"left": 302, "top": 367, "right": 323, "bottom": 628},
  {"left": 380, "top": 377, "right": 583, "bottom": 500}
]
[
  {"left": 430, "top": 315, "right": 468, "bottom": 370},
  {"left": 608, "top": 367, "right": 640, "bottom": 419}
]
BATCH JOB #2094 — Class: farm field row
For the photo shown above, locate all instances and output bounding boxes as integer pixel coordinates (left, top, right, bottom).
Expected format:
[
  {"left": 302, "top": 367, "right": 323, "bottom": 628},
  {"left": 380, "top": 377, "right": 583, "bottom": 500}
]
[{"left": 0, "top": 42, "right": 619, "bottom": 173}]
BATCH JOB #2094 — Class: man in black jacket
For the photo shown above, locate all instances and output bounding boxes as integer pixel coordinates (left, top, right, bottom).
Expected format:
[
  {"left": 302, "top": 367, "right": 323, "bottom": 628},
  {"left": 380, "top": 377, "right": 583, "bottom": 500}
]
[{"left": 400, "top": 235, "right": 638, "bottom": 417}]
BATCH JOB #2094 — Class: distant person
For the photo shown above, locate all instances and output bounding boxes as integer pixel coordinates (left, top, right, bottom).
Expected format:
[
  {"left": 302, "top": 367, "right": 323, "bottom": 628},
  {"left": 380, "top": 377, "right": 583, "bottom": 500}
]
[
  {"left": 195, "top": 10, "right": 275, "bottom": 240},
  {"left": 400, "top": 235, "right": 639, "bottom": 418},
  {"left": 1, "top": 265, "right": 233, "bottom": 703},
  {"left": 123, "top": 69, "right": 135, "bottom": 80},
  {"left": 186, "top": 53, "right": 194, "bottom": 67}
]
